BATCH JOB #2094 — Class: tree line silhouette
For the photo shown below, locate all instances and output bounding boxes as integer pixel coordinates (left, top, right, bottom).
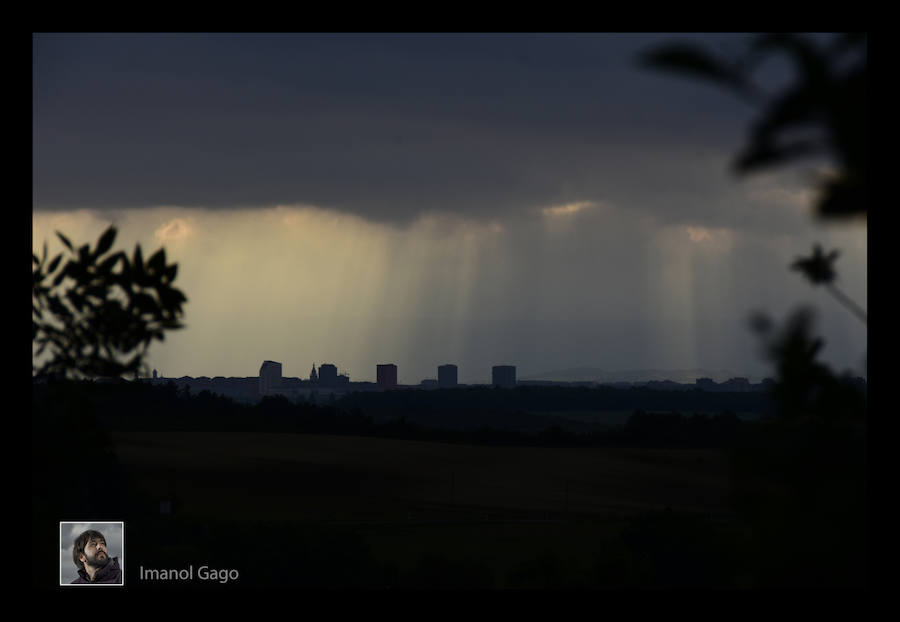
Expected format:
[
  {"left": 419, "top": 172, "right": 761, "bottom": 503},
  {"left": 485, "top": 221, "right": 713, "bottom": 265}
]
[{"left": 34, "top": 378, "right": 774, "bottom": 448}]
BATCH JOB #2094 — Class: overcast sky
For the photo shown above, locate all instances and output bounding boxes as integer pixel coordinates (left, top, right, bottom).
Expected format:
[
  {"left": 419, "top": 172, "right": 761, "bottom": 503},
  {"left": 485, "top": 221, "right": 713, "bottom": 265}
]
[{"left": 33, "top": 33, "right": 867, "bottom": 384}]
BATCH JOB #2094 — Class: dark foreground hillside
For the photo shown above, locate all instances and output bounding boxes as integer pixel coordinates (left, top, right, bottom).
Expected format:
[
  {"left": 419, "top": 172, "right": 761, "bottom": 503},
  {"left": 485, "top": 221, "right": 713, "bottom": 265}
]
[{"left": 33, "top": 380, "right": 865, "bottom": 588}]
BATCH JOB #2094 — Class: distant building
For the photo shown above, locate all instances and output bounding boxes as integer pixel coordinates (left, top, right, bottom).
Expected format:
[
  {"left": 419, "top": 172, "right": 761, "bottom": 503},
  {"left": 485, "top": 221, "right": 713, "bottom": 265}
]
[
  {"left": 492, "top": 365, "right": 516, "bottom": 388},
  {"left": 438, "top": 364, "right": 458, "bottom": 388},
  {"left": 377, "top": 364, "right": 398, "bottom": 388},
  {"left": 259, "top": 360, "right": 282, "bottom": 396},
  {"left": 722, "top": 377, "right": 751, "bottom": 392},
  {"left": 309, "top": 364, "right": 318, "bottom": 383},
  {"left": 420, "top": 379, "right": 438, "bottom": 389},
  {"left": 696, "top": 377, "right": 716, "bottom": 390},
  {"left": 153, "top": 369, "right": 158, "bottom": 380},
  {"left": 318, "top": 363, "right": 338, "bottom": 387}
]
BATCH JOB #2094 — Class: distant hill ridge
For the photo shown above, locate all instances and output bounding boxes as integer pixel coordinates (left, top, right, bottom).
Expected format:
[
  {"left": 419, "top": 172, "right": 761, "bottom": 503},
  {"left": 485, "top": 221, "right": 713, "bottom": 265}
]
[{"left": 520, "top": 367, "right": 752, "bottom": 384}]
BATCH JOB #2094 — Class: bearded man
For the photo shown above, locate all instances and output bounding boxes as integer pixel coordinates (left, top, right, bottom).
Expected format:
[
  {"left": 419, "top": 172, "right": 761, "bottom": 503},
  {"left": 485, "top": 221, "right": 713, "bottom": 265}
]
[{"left": 71, "top": 529, "right": 122, "bottom": 584}]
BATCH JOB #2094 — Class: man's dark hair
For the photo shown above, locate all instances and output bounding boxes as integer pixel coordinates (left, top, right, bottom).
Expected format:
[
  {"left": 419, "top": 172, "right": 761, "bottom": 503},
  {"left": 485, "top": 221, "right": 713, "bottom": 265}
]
[{"left": 73, "top": 529, "right": 107, "bottom": 571}]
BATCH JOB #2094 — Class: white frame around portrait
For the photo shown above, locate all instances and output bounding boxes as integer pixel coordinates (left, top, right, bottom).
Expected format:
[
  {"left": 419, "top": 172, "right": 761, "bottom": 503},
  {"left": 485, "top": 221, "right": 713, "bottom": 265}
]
[{"left": 59, "top": 521, "right": 125, "bottom": 587}]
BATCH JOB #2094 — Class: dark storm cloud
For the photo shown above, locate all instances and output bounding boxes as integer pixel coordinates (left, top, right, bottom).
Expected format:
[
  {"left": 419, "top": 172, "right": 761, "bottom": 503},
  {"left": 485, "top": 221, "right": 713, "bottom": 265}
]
[{"left": 34, "top": 33, "right": 763, "bottom": 224}]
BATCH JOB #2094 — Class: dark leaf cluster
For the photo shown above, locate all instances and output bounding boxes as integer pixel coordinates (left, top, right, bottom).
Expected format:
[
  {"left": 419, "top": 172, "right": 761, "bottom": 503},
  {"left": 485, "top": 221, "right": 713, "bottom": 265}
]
[
  {"left": 790, "top": 244, "right": 867, "bottom": 324},
  {"left": 33, "top": 226, "right": 187, "bottom": 379},
  {"left": 641, "top": 33, "right": 866, "bottom": 219},
  {"left": 749, "top": 307, "right": 866, "bottom": 422},
  {"left": 791, "top": 244, "right": 839, "bottom": 285}
]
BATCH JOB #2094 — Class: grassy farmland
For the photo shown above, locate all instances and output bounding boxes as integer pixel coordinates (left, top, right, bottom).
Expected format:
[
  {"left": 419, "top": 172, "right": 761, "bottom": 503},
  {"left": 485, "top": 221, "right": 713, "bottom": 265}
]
[
  {"left": 111, "top": 430, "right": 736, "bottom": 523},
  {"left": 109, "top": 430, "right": 742, "bottom": 587},
  {"left": 35, "top": 379, "right": 863, "bottom": 588}
]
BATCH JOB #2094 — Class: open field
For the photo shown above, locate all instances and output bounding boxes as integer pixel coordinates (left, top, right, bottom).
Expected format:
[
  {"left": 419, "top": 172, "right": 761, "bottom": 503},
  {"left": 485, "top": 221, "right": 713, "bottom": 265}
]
[
  {"left": 110, "top": 431, "right": 741, "bottom": 586},
  {"left": 111, "top": 431, "right": 735, "bottom": 523},
  {"left": 529, "top": 409, "right": 764, "bottom": 426},
  {"left": 526, "top": 410, "right": 634, "bottom": 427}
]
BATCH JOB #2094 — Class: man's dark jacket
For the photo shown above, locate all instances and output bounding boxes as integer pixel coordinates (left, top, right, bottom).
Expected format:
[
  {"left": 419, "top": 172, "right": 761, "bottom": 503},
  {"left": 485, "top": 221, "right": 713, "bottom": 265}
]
[{"left": 72, "top": 557, "right": 122, "bottom": 584}]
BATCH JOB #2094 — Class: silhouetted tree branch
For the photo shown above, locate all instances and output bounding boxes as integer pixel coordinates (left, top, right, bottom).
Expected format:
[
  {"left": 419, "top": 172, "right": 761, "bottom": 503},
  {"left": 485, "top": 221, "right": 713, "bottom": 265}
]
[
  {"left": 641, "top": 33, "right": 866, "bottom": 220},
  {"left": 791, "top": 244, "right": 867, "bottom": 324},
  {"left": 33, "top": 225, "right": 187, "bottom": 379},
  {"left": 749, "top": 307, "right": 864, "bottom": 423},
  {"left": 644, "top": 37, "right": 867, "bottom": 585}
]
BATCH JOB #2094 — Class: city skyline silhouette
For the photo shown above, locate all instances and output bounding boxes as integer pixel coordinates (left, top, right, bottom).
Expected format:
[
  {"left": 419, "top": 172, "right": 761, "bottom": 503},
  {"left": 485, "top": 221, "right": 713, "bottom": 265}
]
[{"left": 33, "top": 33, "right": 866, "bottom": 387}]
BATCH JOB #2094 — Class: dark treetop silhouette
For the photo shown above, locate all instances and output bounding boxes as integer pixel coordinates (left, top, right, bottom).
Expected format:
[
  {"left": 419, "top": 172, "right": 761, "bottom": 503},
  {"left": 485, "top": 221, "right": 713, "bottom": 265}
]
[{"left": 33, "top": 225, "right": 187, "bottom": 380}]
